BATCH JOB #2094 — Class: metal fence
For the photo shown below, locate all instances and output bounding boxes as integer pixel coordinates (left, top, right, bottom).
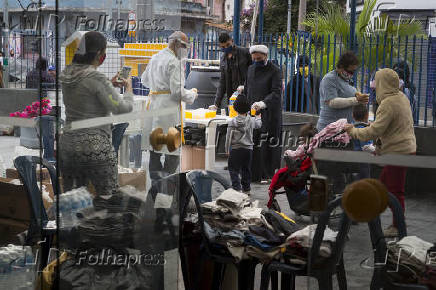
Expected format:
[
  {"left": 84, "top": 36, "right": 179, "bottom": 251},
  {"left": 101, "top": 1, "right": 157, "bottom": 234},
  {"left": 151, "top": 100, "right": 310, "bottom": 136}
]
[{"left": 5, "top": 31, "right": 436, "bottom": 127}]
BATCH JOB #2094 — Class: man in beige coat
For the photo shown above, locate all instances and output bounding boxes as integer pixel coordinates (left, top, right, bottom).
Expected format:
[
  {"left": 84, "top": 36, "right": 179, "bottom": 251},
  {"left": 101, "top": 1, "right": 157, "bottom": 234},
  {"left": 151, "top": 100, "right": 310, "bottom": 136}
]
[{"left": 344, "top": 68, "right": 416, "bottom": 237}]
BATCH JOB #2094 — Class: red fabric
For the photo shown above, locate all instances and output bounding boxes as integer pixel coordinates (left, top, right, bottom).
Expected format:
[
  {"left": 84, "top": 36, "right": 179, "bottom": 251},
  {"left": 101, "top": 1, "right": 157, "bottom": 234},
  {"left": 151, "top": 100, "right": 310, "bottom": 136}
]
[
  {"left": 267, "top": 157, "right": 312, "bottom": 208},
  {"left": 380, "top": 165, "right": 407, "bottom": 226}
]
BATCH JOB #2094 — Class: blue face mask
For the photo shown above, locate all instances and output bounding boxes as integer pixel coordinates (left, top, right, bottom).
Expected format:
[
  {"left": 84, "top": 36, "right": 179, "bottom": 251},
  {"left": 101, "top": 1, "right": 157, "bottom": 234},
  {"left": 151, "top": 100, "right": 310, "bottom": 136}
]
[
  {"left": 221, "top": 46, "right": 233, "bottom": 54},
  {"left": 254, "top": 60, "right": 266, "bottom": 67}
]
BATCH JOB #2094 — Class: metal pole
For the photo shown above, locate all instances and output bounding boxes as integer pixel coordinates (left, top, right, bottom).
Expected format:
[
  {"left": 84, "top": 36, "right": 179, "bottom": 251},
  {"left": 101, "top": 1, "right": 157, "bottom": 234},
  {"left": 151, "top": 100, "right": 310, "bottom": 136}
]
[
  {"left": 3, "top": 0, "right": 9, "bottom": 88},
  {"left": 287, "top": 0, "right": 292, "bottom": 34},
  {"left": 257, "top": 0, "right": 264, "bottom": 43},
  {"left": 250, "top": 0, "right": 259, "bottom": 44},
  {"left": 233, "top": 0, "right": 240, "bottom": 45},
  {"left": 106, "top": 0, "right": 112, "bottom": 31},
  {"left": 349, "top": 0, "right": 356, "bottom": 51},
  {"left": 117, "top": 0, "right": 121, "bottom": 21}
]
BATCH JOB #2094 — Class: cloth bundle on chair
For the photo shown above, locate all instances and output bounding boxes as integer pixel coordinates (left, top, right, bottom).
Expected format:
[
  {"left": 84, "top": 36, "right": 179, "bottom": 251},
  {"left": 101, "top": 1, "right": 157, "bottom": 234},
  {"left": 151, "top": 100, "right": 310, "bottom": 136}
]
[{"left": 260, "top": 197, "right": 352, "bottom": 290}]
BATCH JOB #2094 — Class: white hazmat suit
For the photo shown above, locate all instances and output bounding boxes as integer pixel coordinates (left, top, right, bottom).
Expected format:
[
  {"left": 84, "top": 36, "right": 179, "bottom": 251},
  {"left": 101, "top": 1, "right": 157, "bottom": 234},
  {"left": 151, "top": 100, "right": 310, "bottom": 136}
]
[{"left": 141, "top": 47, "right": 197, "bottom": 153}]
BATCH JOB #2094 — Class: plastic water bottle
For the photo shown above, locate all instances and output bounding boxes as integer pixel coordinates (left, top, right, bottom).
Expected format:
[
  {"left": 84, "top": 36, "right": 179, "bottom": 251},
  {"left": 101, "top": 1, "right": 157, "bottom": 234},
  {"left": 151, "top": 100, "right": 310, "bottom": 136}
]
[
  {"left": 228, "top": 92, "right": 238, "bottom": 118},
  {"left": 71, "top": 194, "right": 81, "bottom": 225},
  {"left": 59, "top": 194, "right": 72, "bottom": 228},
  {"left": 77, "top": 191, "right": 87, "bottom": 209},
  {"left": 85, "top": 192, "right": 93, "bottom": 207}
]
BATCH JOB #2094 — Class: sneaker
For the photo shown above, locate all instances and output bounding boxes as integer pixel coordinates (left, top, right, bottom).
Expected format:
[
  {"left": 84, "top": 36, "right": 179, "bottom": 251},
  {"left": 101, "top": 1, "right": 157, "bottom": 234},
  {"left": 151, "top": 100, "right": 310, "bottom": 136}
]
[
  {"left": 260, "top": 180, "right": 269, "bottom": 185},
  {"left": 243, "top": 190, "right": 251, "bottom": 196},
  {"left": 383, "top": 225, "right": 399, "bottom": 237}
]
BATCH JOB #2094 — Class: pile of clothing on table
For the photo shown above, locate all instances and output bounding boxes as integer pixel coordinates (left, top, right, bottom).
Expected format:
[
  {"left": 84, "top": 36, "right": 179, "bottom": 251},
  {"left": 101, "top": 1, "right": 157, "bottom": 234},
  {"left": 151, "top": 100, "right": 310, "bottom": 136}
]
[
  {"left": 200, "top": 189, "right": 338, "bottom": 264},
  {"left": 387, "top": 236, "right": 436, "bottom": 288}
]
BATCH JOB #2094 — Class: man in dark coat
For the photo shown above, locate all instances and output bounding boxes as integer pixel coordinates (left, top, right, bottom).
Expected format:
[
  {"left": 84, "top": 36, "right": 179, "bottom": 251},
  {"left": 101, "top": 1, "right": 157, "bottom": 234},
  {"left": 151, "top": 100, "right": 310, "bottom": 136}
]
[
  {"left": 209, "top": 33, "right": 252, "bottom": 110},
  {"left": 245, "top": 44, "right": 283, "bottom": 183},
  {"left": 286, "top": 55, "right": 320, "bottom": 114}
]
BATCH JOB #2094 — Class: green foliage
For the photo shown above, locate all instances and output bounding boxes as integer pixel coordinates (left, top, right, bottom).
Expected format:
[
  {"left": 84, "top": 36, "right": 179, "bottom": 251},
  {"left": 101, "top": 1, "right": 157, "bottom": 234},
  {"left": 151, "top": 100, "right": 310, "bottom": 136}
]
[
  {"left": 241, "top": 0, "right": 330, "bottom": 34},
  {"left": 301, "top": 0, "right": 425, "bottom": 76}
]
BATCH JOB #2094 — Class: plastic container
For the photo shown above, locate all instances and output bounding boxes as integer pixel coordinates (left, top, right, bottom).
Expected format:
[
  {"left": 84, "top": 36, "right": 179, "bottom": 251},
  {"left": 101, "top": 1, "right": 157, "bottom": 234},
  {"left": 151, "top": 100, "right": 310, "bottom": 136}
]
[
  {"left": 228, "top": 92, "right": 238, "bottom": 118},
  {"left": 185, "top": 108, "right": 217, "bottom": 119}
]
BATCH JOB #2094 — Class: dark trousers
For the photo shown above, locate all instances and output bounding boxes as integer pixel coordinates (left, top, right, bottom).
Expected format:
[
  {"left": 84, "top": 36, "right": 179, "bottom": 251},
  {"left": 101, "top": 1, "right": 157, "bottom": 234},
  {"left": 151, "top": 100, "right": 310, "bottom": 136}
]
[
  {"left": 149, "top": 151, "right": 180, "bottom": 176},
  {"left": 228, "top": 148, "right": 252, "bottom": 192},
  {"left": 251, "top": 130, "right": 282, "bottom": 182}
]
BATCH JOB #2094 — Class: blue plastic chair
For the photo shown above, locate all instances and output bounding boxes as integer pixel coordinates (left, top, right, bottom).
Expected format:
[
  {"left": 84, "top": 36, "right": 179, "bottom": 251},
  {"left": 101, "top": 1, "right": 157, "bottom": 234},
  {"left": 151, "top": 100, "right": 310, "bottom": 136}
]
[
  {"left": 184, "top": 170, "right": 258, "bottom": 290},
  {"left": 369, "top": 193, "right": 429, "bottom": 290},
  {"left": 260, "top": 197, "right": 351, "bottom": 290},
  {"left": 13, "top": 156, "right": 60, "bottom": 271}
]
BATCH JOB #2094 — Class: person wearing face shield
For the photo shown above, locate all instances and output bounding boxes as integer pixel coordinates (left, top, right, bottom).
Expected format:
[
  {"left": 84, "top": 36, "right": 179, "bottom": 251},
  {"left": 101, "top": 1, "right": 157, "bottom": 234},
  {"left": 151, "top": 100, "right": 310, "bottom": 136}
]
[
  {"left": 286, "top": 55, "right": 320, "bottom": 114},
  {"left": 141, "top": 31, "right": 198, "bottom": 175},
  {"left": 242, "top": 44, "right": 282, "bottom": 183},
  {"left": 209, "top": 33, "right": 252, "bottom": 111},
  {"left": 316, "top": 51, "right": 369, "bottom": 131}
]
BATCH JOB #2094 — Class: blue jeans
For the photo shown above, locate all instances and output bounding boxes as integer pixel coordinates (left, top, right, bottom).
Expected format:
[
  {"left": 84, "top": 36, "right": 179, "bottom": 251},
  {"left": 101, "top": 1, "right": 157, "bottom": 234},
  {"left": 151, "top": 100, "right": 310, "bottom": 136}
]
[{"left": 228, "top": 148, "right": 252, "bottom": 192}]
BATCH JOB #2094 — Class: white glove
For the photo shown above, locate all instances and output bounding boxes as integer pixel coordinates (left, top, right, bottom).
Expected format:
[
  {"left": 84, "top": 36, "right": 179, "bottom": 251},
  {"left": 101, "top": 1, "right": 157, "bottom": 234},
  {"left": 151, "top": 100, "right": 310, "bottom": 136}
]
[
  {"left": 191, "top": 88, "right": 198, "bottom": 100},
  {"left": 237, "top": 86, "right": 244, "bottom": 93},
  {"left": 251, "top": 101, "right": 266, "bottom": 112},
  {"left": 362, "top": 144, "right": 376, "bottom": 153},
  {"left": 208, "top": 105, "right": 218, "bottom": 111}
]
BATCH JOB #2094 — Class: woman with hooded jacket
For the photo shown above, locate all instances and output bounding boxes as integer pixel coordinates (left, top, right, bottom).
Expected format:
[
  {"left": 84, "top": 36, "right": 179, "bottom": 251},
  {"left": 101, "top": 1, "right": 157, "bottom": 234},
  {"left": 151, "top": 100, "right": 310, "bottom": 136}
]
[
  {"left": 345, "top": 68, "right": 416, "bottom": 237},
  {"left": 59, "top": 31, "right": 133, "bottom": 195}
]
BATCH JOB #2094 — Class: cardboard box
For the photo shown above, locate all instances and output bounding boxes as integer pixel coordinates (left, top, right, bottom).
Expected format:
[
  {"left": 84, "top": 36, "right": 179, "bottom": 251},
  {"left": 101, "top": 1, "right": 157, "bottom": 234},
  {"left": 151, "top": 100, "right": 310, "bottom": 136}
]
[
  {"left": 0, "top": 218, "right": 29, "bottom": 245},
  {"left": 86, "top": 169, "right": 147, "bottom": 196},
  {"left": 181, "top": 145, "right": 205, "bottom": 171},
  {"left": 0, "top": 177, "right": 54, "bottom": 222},
  {"left": 6, "top": 168, "right": 51, "bottom": 181},
  {"left": 118, "top": 169, "right": 147, "bottom": 191}
]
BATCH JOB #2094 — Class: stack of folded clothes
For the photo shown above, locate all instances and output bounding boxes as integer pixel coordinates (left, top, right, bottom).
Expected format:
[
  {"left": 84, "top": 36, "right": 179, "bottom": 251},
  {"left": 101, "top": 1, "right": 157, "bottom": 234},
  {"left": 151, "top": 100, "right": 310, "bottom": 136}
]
[
  {"left": 76, "top": 208, "right": 139, "bottom": 248},
  {"left": 75, "top": 186, "right": 149, "bottom": 249},
  {"left": 200, "top": 189, "right": 304, "bottom": 263},
  {"left": 93, "top": 185, "right": 147, "bottom": 214}
]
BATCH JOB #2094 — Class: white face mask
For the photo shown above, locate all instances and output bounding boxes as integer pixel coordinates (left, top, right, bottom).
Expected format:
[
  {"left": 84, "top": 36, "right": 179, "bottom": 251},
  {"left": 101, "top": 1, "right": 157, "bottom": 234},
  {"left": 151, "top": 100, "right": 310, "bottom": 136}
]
[{"left": 177, "top": 47, "right": 188, "bottom": 60}]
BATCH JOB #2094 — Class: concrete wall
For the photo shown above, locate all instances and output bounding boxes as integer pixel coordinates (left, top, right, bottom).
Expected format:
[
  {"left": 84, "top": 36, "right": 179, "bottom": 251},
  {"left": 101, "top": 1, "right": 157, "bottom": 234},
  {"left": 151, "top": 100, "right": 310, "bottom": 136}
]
[{"left": 406, "top": 126, "right": 436, "bottom": 194}]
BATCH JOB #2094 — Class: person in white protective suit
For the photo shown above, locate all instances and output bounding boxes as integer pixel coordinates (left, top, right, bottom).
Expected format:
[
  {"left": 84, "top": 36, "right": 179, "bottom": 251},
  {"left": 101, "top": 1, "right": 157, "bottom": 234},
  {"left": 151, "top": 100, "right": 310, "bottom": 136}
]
[{"left": 141, "top": 31, "right": 198, "bottom": 175}]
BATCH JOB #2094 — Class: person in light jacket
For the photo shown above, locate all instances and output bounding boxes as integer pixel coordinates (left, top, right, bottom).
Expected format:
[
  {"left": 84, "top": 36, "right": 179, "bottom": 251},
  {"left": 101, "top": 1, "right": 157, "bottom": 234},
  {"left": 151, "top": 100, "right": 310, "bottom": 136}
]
[
  {"left": 225, "top": 94, "right": 262, "bottom": 194},
  {"left": 345, "top": 68, "right": 417, "bottom": 237}
]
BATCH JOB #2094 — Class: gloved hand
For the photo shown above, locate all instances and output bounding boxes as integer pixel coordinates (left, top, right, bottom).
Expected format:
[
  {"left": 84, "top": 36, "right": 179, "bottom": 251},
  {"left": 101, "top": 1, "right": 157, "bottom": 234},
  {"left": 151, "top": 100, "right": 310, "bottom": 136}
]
[
  {"left": 191, "top": 88, "right": 198, "bottom": 100},
  {"left": 208, "top": 105, "right": 218, "bottom": 111},
  {"left": 237, "top": 86, "right": 244, "bottom": 93},
  {"left": 251, "top": 101, "right": 266, "bottom": 112},
  {"left": 362, "top": 144, "right": 376, "bottom": 153}
]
